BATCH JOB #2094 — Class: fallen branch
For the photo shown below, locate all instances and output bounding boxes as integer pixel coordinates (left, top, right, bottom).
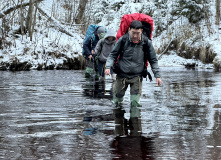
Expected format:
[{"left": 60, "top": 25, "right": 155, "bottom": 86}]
[
  {"left": 0, "top": 0, "right": 43, "bottom": 19},
  {"left": 158, "top": 39, "right": 174, "bottom": 60},
  {"left": 37, "top": 6, "right": 75, "bottom": 37}
]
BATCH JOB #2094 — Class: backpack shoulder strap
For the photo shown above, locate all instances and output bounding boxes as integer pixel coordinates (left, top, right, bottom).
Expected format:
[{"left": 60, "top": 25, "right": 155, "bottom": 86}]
[
  {"left": 101, "top": 38, "right": 105, "bottom": 46},
  {"left": 142, "top": 35, "right": 153, "bottom": 81},
  {"left": 96, "top": 38, "right": 105, "bottom": 57},
  {"left": 142, "top": 35, "right": 150, "bottom": 66},
  {"left": 143, "top": 35, "right": 149, "bottom": 53},
  {"left": 91, "top": 33, "right": 96, "bottom": 42},
  {"left": 118, "top": 34, "right": 128, "bottom": 57}
]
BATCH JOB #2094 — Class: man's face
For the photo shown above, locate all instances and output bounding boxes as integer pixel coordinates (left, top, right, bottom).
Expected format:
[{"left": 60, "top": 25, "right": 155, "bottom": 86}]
[{"left": 129, "top": 28, "right": 143, "bottom": 42}]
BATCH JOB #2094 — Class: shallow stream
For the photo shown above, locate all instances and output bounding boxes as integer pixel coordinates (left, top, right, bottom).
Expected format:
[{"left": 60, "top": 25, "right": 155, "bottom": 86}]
[{"left": 0, "top": 67, "right": 221, "bottom": 160}]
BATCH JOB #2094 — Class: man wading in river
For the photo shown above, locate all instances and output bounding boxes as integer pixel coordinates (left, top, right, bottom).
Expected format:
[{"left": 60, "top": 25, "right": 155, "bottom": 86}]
[{"left": 105, "top": 20, "right": 162, "bottom": 107}]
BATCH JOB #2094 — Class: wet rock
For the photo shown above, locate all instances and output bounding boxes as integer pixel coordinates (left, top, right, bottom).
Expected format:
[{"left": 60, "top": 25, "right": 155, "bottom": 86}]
[
  {"left": 56, "top": 64, "right": 68, "bottom": 70},
  {"left": 0, "top": 65, "right": 7, "bottom": 70},
  {"left": 62, "top": 56, "right": 86, "bottom": 70},
  {"left": 45, "top": 64, "right": 55, "bottom": 70},
  {"left": 184, "top": 62, "right": 197, "bottom": 69},
  {"left": 37, "top": 64, "right": 43, "bottom": 70},
  {"left": 9, "top": 59, "right": 32, "bottom": 71},
  {"left": 0, "top": 62, "right": 9, "bottom": 70}
]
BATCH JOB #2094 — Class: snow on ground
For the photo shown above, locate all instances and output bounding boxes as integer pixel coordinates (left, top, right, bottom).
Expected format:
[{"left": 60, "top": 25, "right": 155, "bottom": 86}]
[
  {"left": 0, "top": 0, "right": 220, "bottom": 70},
  {"left": 90, "top": 0, "right": 220, "bottom": 69},
  {"left": 158, "top": 54, "right": 213, "bottom": 69}
]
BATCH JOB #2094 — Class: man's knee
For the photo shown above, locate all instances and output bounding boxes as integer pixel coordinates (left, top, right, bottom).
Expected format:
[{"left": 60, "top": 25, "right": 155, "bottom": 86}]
[
  {"left": 116, "top": 93, "right": 124, "bottom": 98},
  {"left": 130, "top": 94, "right": 141, "bottom": 107}
]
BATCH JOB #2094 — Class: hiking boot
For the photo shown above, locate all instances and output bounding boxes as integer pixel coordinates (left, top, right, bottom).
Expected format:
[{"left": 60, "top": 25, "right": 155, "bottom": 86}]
[
  {"left": 85, "top": 67, "right": 100, "bottom": 81},
  {"left": 85, "top": 67, "right": 93, "bottom": 78}
]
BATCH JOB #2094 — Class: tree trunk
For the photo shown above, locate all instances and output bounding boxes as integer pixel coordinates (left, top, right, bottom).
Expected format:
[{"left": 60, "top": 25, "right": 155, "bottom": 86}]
[
  {"left": 20, "top": 0, "right": 25, "bottom": 36},
  {"left": 26, "top": 0, "right": 34, "bottom": 41},
  {"left": 31, "top": 1, "right": 38, "bottom": 38},
  {"left": 75, "top": 0, "right": 88, "bottom": 24},
  {"left": 216, "top": 0, "right": 220, "bottom": 25}
]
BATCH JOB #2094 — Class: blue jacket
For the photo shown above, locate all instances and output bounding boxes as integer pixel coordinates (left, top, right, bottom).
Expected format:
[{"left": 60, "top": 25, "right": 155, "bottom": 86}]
[{"left": 83, "top": 34, "right": 100, "bottom": 60}]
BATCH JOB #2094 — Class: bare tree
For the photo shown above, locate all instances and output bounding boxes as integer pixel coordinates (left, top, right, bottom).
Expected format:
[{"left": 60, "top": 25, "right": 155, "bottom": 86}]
[
  {"left": 19, "top": 0, "right": 25, "bottom": 36},
  {"left": 31, "top": 1, "right": 38, "bottom": 39},
  {"left": 72, "top": 0, "right": 76, "bottom": 24},
  {"left": 26, "top": 0, "right": 34, "bottom": 40},
  {"left": 216, "top": 0, "right": 220, "bottom": 25},
  {"left": 75, "top": 0, "right": 88, "bottom": 24}
]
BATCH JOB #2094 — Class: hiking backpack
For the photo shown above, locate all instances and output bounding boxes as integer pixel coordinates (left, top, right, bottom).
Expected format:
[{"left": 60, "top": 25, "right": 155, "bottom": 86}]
[
  {"left": 114, "top": 13, "right": 154, "bottom": 81},
  {"left": 116, "top": 13, "right": 153, "bottom": 41},
  {"left": 82, "top": 25, "right": 106, "bottom": 58}
]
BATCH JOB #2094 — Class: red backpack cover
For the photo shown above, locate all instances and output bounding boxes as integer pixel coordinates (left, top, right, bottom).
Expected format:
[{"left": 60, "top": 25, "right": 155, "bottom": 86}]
[
  {"left": 115, "top": 13, "right": 153, "bottom": 68},
  {"left": 116, "top": 13, "right": 154, "bottom": 42}
]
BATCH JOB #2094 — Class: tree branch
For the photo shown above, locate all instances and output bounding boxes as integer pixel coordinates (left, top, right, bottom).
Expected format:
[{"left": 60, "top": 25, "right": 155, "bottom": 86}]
[
  {"left": 0, "top": 0, "right": 43, "bottom": 19},
  {"left": 158, "top": 39, "right": 174, "bottom": 60}
]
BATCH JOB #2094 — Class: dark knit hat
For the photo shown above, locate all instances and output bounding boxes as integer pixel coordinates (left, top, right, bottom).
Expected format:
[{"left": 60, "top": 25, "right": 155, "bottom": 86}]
[{"left": 97, "top": 27, "right": 105, "bottom": 34}]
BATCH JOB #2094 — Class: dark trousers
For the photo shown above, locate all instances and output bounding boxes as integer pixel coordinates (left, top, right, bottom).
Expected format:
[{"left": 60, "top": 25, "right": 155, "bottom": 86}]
[
  {"left": 98, "top": 61, "right": 113, "bottom": 77},
  {"left": 113, "top": 76, "right": 143, "bottom": 106}
]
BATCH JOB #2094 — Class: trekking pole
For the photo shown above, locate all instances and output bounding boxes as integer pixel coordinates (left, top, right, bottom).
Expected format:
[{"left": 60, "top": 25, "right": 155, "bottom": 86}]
[
  {"left": 103, "top": 63, "right": 106, "bottom": 94},
  {"left": 92, "top": 58, "right": 95, "bottom": 98}
]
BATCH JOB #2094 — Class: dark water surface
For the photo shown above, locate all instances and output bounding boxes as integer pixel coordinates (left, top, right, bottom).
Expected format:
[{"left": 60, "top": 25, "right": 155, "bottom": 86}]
[{"left": 0, "top": 67, "right": 221, "bottom": 160}]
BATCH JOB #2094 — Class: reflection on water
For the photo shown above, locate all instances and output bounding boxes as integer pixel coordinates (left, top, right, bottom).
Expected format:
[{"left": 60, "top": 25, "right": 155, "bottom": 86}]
[
  {"left": 111, "top": 106, "right": 156, "bottom": 160},
  {"left": 0, "top": 68, "right": 221, "bottom": 159},
  {"left": 82, "top": 78, "right": 113, "bottom": 99}
]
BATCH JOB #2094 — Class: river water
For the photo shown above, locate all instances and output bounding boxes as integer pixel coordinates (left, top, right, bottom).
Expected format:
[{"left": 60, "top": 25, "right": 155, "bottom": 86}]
[{"left": 0, "top": 67, "right": 221, "bottom": 160}]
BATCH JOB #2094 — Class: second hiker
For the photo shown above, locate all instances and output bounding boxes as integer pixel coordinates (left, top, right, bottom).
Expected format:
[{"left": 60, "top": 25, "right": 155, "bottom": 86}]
[{"left": 83, "top": 26, "right": 106, "bottom": 79}]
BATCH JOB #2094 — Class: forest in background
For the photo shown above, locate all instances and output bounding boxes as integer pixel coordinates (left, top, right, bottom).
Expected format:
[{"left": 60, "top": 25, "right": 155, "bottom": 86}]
[{"left": 0, "top": 0, "right": 220, "bottom": 71}]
